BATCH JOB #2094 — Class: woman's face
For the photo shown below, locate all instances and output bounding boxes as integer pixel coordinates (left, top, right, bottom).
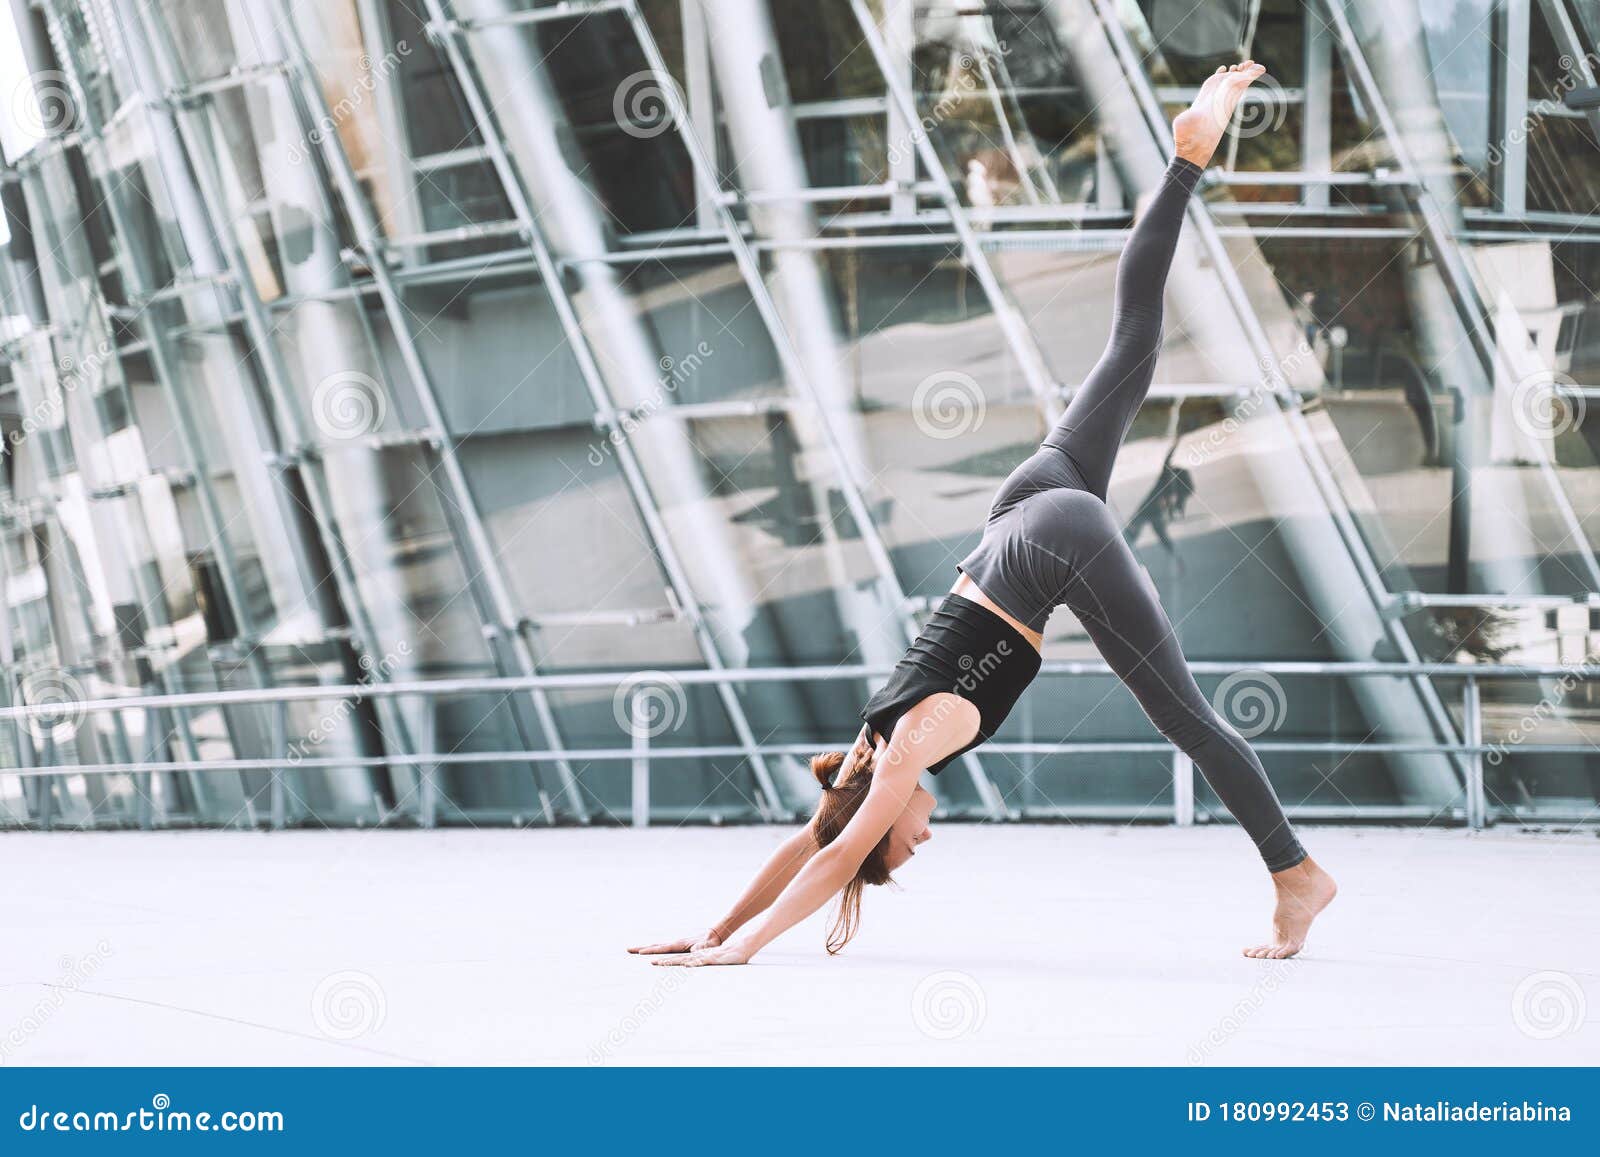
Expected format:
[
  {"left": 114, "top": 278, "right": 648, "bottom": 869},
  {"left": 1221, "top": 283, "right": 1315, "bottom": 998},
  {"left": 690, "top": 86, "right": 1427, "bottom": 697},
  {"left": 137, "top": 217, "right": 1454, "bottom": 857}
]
[{"left": 884, "top": 785, "right": 936, "bottom": 871}]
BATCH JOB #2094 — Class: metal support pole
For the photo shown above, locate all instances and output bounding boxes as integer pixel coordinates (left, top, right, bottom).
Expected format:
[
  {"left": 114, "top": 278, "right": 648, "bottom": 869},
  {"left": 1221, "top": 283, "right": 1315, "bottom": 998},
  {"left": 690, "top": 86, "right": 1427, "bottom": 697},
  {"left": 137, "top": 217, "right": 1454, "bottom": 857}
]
[
  {"left": 420, "top": 0, "right": 789, "bottom": 820},
  {"left": 268, "top": 0, "right": 589, "bottom": 824},
  {"left": 123, "top": 0, "right": 426, "bottom": 806},
  {"left": 849, "top": 0, "right": 1061, "bottom": 423},
  {"left": 626, "top": 0, "right": 1010, "bottom": 821},
  {"left": 1492, "top": 0, "right": 1531, "bottom": 215},
  {"left": 1319, "top": 0, "right": 1600, "bottom": 590},
  {"left": 631, "top": 695, "right": 651, "bottom": 829},
  {"left": 1301, "top": 8, "right": 1332, "bottom": 210},
  {"left": 883, "top": 0, "right": 918, "bottom": 217},
  {"left": 1462, "top": 676, "right": 1486, "bottom": 830},
  {"left": 417, "top": 699, "right": 438, "bottom": 829},
  {"left": 270, "top": 700, "right": 289, "bottom": 830},
  {"left": 1172, "top": 751, "right": 1195, "bottom": 826}
]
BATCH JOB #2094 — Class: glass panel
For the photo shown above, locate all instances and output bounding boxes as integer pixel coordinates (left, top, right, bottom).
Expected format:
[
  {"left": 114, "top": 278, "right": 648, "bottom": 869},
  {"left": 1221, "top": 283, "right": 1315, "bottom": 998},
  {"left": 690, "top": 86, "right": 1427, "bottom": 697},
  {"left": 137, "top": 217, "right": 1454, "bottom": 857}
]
[
  {"left": 909, "top": 1, "right": 1100, "bottom": 205},
  {"left": 459, "top": 10, "right": 700, "bottom": 236}
]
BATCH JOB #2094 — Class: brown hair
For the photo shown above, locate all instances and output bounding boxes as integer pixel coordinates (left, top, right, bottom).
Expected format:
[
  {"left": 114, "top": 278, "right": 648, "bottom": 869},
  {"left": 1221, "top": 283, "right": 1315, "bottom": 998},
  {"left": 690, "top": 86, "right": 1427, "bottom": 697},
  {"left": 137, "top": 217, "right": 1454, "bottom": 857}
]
[{"left": 809, "top": 746, "right": 895, "bottom": 954}]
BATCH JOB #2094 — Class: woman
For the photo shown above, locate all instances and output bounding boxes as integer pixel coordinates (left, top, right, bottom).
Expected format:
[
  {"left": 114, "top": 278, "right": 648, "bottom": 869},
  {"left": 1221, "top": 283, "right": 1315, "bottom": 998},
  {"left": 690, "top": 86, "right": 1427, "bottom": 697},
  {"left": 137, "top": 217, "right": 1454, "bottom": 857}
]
[{"left": 631, "top": 63, "right": 1336, "bottom": 968}]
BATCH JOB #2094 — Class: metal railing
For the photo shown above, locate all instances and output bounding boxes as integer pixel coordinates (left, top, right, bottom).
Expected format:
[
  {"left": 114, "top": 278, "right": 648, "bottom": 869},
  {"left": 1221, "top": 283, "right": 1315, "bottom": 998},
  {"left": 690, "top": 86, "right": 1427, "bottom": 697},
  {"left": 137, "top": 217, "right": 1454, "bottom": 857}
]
[{"left": 2, "top": 661, "right": 1595, "bottom": 831}]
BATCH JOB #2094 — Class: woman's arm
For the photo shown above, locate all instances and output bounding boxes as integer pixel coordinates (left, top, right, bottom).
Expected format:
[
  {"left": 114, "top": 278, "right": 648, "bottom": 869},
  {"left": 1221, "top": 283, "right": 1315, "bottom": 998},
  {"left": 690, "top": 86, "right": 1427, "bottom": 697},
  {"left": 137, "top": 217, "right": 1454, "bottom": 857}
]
[
  {"left": 628, "top": 825, "right": 819, "bottom": 954},
  {"left": 654, "top": 697, "right": 975, "bottom": 966}
]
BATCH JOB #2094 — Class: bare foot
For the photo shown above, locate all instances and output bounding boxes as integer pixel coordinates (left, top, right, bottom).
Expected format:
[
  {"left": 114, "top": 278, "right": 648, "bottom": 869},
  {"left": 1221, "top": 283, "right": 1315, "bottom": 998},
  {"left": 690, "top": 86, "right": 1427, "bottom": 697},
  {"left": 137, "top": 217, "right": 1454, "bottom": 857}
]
[
  {"left": 1173, "top": 60, "right": 1269, "bottom": 168},
  {"left": 1243, "top": 855, "right": 1337, "bottom": 959}
]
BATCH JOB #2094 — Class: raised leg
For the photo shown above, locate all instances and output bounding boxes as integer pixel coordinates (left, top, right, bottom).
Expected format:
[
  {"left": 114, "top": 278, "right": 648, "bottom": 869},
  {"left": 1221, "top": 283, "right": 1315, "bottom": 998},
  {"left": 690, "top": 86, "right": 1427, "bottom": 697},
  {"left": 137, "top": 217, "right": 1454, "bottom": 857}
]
[
  {"left": 1042, "top": 155, "right": 1201, "bottom": 498},
  {"left": 1043, "top": 62, "right": 1269, "bottom": 499}
]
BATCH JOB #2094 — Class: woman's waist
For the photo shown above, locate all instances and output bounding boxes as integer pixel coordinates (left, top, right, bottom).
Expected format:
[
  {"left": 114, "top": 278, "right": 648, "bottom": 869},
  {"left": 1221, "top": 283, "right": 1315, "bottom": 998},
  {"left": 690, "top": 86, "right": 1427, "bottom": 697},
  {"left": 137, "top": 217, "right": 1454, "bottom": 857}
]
[
  {"left": 949, "top": 575, "right": 1044, "bottom": 651},
  {"left": 904, "top": 590, "right": 1044, "bottom": 671}
]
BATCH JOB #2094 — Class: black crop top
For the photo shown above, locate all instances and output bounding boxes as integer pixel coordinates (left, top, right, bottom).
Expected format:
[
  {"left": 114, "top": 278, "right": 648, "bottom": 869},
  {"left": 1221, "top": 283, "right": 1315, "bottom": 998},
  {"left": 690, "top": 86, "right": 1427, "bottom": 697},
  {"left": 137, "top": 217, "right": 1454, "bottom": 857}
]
[{"left": 859, "top": 593, "right": 1042, "bottom": 774}]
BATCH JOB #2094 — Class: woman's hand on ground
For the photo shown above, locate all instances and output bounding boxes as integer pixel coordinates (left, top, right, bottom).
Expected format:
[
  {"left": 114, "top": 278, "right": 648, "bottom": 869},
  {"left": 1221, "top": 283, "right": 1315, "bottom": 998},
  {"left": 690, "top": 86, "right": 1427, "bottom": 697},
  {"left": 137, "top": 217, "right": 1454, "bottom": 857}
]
[
  {"left": 650, "top": 941, "right": 753, "bottom": 968},
  {"left": 627, "top": 928, "right": 722, "bottom": 955}
]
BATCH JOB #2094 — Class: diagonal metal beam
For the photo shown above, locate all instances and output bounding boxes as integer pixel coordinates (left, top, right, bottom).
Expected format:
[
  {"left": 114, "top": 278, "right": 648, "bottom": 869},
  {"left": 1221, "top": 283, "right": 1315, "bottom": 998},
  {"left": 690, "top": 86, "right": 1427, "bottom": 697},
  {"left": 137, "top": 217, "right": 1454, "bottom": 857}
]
[
  {"left": 119, "top": 0, "right": 428, "bottom": 819},
  {"left": 1078, "top": 0, "right": 1469, "bottom": 802},
  {"left": 1534, "top": 0, "right": 1600, "bottom": 141},
  {"left": 626, "top": 0, "right": 1011, "bottom": 819},
  {"left": 1317, "top": 0, "right": 1600, "bottom": 590},
  {"left": 265, "top": 0, "right": 590, "bottom": 825},
  {"left": 849, "top": 0, "right": 1062, "bottom": 426},
  {"left": 419, "top": 0, "right": 787, "bottom": 820}
]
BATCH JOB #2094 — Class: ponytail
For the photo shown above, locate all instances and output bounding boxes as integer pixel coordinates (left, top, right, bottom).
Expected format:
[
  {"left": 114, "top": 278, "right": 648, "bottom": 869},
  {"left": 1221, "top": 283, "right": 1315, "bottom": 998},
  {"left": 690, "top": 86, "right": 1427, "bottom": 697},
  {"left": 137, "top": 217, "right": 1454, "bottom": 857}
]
[{"left": 806, "top": 745, "right": 893, "bottom": 953}]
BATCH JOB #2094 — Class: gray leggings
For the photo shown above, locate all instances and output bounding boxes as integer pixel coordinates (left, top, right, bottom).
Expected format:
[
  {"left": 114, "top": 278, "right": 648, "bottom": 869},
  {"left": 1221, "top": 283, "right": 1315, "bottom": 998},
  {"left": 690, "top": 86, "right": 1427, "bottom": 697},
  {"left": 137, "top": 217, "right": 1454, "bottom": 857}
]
[{"left": 964, "top": 156, "right": 1306, "bottom": 872}]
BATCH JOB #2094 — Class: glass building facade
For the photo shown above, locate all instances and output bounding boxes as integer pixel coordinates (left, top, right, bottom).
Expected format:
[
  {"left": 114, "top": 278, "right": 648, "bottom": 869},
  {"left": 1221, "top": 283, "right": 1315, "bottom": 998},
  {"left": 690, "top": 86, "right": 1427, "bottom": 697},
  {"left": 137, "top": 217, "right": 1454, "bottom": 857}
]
[{"left": 0, "top": 0, "right": 1597, "bottom": 829}]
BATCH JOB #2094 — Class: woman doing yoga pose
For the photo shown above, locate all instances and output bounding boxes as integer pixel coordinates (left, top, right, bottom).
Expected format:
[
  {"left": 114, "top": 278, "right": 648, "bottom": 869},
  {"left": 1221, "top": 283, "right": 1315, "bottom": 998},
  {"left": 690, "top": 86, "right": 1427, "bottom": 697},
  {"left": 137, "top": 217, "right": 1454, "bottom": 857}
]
[{"left": 632, "top": 64, "right": 1336, "bottom": 967}]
